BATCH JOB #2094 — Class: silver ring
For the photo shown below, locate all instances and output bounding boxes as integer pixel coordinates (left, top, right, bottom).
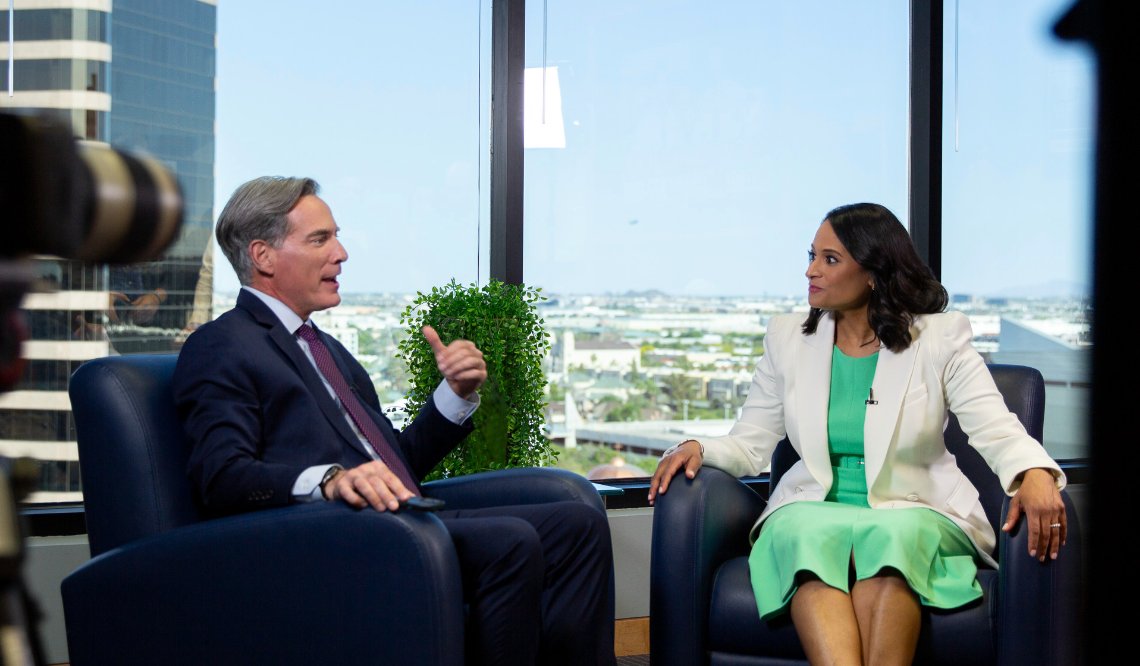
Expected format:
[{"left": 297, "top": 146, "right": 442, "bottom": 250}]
[{"left": 1050, "top": 523, "right": 1062, "bottom": 528}]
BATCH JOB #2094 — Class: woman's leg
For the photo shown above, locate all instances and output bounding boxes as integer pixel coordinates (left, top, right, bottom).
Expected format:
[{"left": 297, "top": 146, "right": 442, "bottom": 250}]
[
  {"left": 850, "top": 572, "right": 921, "bottom": 666},
  {"left": 790, "top": 577, "right": 863, "bottom": 666}
]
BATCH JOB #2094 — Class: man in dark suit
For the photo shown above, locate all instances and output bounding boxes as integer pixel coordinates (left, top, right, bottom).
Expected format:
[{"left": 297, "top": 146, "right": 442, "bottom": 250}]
[{"left": 173, "top": 175, "right": 616, "bottom": 665}]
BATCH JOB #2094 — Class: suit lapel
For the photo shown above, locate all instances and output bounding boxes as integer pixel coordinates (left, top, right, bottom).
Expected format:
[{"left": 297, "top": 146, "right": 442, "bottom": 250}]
[
  {"left": 237, "top": 292, "right": 374, "bottom": 459},
  {"left": 862, "top": 322, "right": 921, "bottom": 483},
  {"left": 794, "top": 312, "right": 835, "bottom": 488},
  {"left": 793, "top": 312, "right": 923, "bottom": 491}
]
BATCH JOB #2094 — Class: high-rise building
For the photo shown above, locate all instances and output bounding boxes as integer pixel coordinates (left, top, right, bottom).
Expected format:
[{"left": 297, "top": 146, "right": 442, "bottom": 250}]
[{"left": 1, "top": 0, "right": 216, "bottom": 501}]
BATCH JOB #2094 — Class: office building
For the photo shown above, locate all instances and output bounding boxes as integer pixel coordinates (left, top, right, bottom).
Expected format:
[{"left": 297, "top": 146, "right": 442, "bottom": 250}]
[{"left": 0, "top": 0, "right": 216, "bottom": 501}]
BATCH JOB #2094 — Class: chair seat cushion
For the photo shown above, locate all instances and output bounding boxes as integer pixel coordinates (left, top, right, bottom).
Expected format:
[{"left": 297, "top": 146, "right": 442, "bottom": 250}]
[
  {"left": 707, "top": 556, "right": 999, "bottom": 665},
  {"left": 709, "top": 557, "right": 804, "bottom": 660}
]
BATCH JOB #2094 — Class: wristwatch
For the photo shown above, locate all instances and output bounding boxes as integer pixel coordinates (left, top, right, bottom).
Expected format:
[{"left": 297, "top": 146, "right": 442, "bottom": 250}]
[{"left": 319, "top": 465, "right": 344, "bottom": 499}]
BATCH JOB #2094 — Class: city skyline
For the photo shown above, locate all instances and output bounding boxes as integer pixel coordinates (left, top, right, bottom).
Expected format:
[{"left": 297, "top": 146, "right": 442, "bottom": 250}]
[{"left": 239, "top": 287, "right": 1088, "bottom": 464}]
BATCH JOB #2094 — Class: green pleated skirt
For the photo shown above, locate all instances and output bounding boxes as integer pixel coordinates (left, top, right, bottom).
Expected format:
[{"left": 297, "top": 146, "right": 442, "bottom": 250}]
[{"left": 748, "top": 501, "right": 983, "bottom": 620}]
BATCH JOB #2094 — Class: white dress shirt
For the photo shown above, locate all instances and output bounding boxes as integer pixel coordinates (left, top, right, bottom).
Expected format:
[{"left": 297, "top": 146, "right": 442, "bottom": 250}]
[{"left": 242, "top": 287, "right": 479, "bottom": 500}]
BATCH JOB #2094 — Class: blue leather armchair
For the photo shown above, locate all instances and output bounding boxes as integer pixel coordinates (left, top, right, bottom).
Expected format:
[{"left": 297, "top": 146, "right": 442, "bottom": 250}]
[
  {"left": 62, "top": 353, "right": 609, "bottom": 666},
  {"left": 649, "top": 363, "right": 1083, "bottom": 666}
]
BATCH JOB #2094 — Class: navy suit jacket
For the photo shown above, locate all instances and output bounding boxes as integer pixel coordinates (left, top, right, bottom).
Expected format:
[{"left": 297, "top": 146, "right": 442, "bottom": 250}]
[{"left": 172, "top": 289, "right": 472, "bottom": 516}]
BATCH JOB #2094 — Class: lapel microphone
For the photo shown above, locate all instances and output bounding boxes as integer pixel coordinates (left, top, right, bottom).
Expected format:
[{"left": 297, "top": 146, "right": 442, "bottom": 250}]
[{"left": 865, "top": 388, "right": 878, "bottom": 405}]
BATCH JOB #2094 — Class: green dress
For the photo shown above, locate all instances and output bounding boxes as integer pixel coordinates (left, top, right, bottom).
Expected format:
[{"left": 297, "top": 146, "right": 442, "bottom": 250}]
[{"left": 747, "top": 346, "right": 983, "bottom": 620}]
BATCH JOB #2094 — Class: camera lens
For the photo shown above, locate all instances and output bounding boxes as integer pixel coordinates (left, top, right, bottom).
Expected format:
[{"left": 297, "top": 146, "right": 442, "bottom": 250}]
[
  {"left": 75, "top": 141, "right": 184, "bottom": 264},
  {"left": 1, "top": 112, "right": 183, "bottom": 264}
]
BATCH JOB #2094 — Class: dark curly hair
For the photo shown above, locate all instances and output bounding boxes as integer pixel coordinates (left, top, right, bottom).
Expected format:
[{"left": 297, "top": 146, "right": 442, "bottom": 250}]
[{"left": 802, "top": 203, "right": 947, "bottom": 352}]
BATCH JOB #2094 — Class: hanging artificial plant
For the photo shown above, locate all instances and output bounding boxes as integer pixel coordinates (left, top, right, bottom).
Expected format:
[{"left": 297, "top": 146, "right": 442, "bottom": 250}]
[{"left": 397, "top": 279, "right": 556, "bottom": 480}]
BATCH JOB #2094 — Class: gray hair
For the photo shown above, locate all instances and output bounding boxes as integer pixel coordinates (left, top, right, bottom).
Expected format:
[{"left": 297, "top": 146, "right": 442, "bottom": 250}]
[{"left": 215, "top": 176, "right": 320, "bottom": 285}]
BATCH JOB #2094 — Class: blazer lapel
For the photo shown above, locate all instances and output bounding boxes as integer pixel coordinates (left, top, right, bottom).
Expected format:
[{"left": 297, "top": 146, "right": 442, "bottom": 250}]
[
  {"left": 238, "top": 292, "right": 373, "bottom": 458},
  {"left": 794, "top": 312, "right": 835, "bottom": 488},
  {"left": 862, "top": 323, "right": 921, "bottom": 482}
]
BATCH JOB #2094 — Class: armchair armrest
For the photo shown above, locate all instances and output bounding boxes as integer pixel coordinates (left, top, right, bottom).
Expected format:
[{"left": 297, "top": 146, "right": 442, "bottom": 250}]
[
  {"left": 62, "top": 502, "right": 465, "bottom": 666},
  {"left": 997, "top": 488, "right": 1084, "bottom": 666},
  {"left": 423, "top": 467, "right": 605, "bottom": 513},
  {"left": 649, "top": 467, "right": 766, "bottom": 666}
]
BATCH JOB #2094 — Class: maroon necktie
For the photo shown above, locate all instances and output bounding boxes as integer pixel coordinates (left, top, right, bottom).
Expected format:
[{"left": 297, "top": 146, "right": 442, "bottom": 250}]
[{"left": 296, "top": 323, "right": 420, "bottom": 495}]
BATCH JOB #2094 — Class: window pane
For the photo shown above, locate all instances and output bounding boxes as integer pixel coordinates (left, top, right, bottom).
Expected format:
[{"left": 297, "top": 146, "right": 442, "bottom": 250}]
[
  {"left": 3, "top": 9, "right": 108, "bottom": 42},
  {"left": 522, "top": 0, "right": 909, "bottom": 481},
  {"left": 941, "top": 0, "right": 1093, "bottom": 461},
  {"left": 213, "top": 1, "right": 490, "bottom": 297}
]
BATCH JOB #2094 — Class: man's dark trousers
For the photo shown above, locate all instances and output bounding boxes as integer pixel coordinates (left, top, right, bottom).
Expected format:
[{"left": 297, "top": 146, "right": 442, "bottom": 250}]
[{"left": 442, "top": 500, "right": 616, "bottom": 665}]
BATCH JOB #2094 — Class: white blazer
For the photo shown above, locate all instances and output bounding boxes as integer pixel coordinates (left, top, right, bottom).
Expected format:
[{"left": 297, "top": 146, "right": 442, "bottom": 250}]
[{"left": 700, "top": 310, "right": 1065, "bottom": 568}]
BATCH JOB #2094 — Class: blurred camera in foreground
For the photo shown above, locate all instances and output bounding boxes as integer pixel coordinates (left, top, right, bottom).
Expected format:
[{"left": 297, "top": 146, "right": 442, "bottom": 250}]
[
  {"left": 1, "top": 111, "right": 185, "bottom": 394},
  {"left": 1, "top": 112, "right": 184, "bottom": 263}
]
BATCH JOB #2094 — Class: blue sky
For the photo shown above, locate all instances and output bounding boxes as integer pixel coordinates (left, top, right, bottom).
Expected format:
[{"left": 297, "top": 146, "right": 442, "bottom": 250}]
[{"left": 213, "top": 0, "right": 1093, "bottom": 299}]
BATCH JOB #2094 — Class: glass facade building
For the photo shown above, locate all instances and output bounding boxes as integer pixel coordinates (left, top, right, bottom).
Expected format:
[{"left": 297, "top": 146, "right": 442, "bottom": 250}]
[{"left": 1, "top": 0, "right": 216, "bottom": 501}]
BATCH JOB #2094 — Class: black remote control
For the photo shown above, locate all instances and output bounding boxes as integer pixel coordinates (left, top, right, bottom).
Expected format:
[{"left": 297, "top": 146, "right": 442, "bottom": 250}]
[{"left": 400, "top": 496, "right": 446, "bottom": 511}]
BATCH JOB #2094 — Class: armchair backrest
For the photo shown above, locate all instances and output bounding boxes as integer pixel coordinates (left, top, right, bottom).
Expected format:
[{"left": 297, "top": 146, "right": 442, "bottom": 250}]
[
  {"left": 770, "top": 363, "right": 1045, "bottom": 537},
  {"left": 69, "top": 353, "right": 202, "bottom": 557}
]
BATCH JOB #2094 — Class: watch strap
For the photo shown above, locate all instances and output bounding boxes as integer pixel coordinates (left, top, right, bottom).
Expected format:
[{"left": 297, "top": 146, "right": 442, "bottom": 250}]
[{"left": 319, "top": 464, "right": 344, "bottom": 498}]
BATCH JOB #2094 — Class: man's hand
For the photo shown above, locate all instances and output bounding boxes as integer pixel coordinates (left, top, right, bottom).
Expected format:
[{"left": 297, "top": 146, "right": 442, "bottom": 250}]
[
  {"left": 323, "top": 460, "right": 416, "bottom": 512},
  {"left": 109, "top": 288, "right": 166, "bottom": 325},
  {"left": 423, "top": 325, "right": 486, "bottom": 399},
  {"left": 128, "top": 287, "right": 167, "bottom": 325}
]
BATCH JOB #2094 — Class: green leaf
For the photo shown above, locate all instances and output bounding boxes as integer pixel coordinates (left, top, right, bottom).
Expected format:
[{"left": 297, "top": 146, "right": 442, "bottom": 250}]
[{"left": 395, "top": 279, "right": 554, "bottom": 479}]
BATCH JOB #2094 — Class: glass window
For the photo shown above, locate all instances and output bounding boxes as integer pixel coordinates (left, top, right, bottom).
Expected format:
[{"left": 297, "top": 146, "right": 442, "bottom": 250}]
[
  {"left": 0, "top": 410, "right": 75, "bottom": 442},
  {"left": 522, "top": 0, "right": 910, "bottom": 481},
  {"left": 2, "top": 9, "right": 108, "bottom": 42},
  {"left": 212, "top": 2, "right": 491, "bottom": 298},
  {"left": 0, "top": 59, "right": 107, "bottom": 92},
  {"left": 207, "top": 2, "right": 492, "bottom": 416},
  {"left": 940, "top": 0, "right": 1094, "bottom": 461}
]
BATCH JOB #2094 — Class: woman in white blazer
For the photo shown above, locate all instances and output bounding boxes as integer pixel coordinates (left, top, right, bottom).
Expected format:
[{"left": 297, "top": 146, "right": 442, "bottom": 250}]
[{"left": 648, "top": 203, "right": 1067, "bottom": 666}]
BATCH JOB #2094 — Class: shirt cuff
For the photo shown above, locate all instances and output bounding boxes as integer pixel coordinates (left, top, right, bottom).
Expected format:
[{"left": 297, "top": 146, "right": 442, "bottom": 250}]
[
  {"left": 433, "top": 380, "right": 479, "bottom": 424},
  {"left": 293, "top": 464, "right": 340, "bottom": 502}
]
